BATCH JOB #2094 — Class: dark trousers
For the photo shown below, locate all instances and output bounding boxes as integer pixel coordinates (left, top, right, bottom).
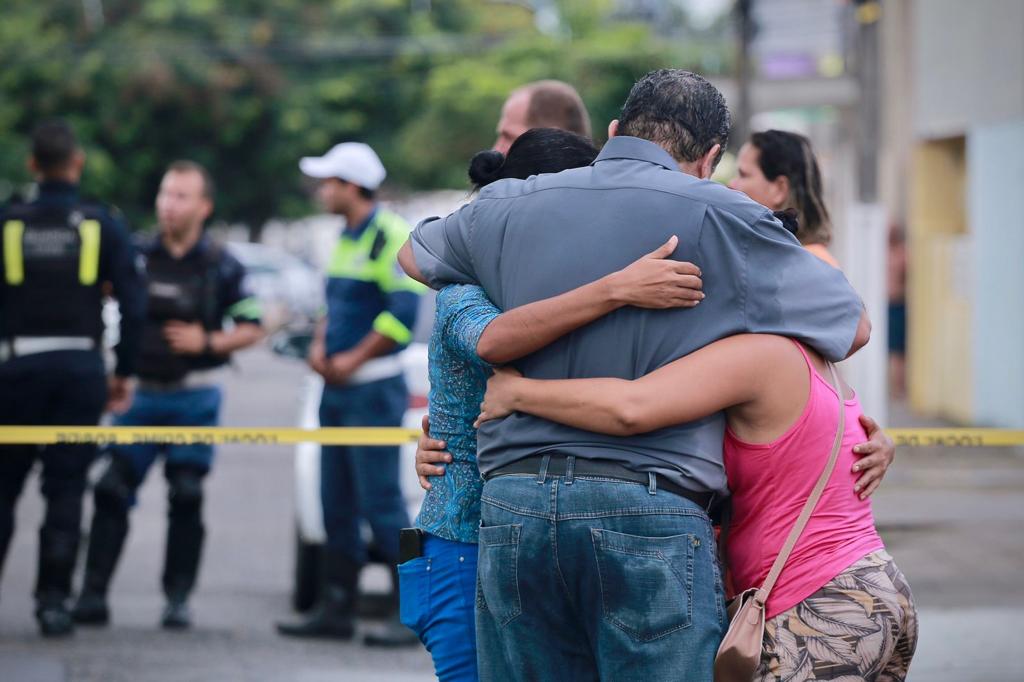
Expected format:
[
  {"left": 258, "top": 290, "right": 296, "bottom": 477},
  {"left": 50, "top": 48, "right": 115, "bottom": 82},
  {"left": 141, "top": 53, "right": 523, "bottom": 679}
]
[
  {"left": 0, "top": 351, "right": 107, "bottom": 603},
  {"left": 318, "top": 375, "right": 410, "bottom": 566},
  {"left": 81, "top": 386, "right": 221, "bottom": 601}
]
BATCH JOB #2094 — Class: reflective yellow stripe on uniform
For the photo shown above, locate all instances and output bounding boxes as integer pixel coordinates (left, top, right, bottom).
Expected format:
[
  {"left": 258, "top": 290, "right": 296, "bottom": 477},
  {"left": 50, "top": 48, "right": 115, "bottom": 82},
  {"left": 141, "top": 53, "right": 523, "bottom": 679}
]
[
  {"left": 227, "top": 296, "right": 262, "bottom": 321},
  {"left": 326, "top": 221, "right": 382, "bottom": 282},
  {"left": 373, "top": 311, "right": 413, "bottom": 345},
  {"left": 3, "top": 220, "right": 25, "bottom": 285},
  {"left": 372, "top": 211, "right": 427, "bottom": 295},
  {"left": 77, "top": 219, "right": 101, "bottom": 285},
  {"left": 369, "top": 212, "right": 425, "bottom": 345}
]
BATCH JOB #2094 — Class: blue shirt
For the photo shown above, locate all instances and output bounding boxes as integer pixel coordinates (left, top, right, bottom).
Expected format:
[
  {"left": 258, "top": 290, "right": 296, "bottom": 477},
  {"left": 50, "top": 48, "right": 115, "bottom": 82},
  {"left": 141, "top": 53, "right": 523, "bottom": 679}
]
[
  {"left": 410, "top": 136, "right": 864, "bottom": 497},
  {"left": 324, "top": 207, "right": 423, "bottom": 357},
  {"left": 415, "top": 285, "right": 499, "bottom": 544}
]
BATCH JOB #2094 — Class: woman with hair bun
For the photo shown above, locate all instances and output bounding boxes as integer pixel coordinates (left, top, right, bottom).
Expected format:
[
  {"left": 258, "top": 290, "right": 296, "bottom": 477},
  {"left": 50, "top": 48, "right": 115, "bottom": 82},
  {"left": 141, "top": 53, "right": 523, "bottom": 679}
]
[
  {"left": 730, "top": 130, "right": 840, "bottom": 268},
  {"left": 468, "top": 127, "right": 603, "bottom": 190}
]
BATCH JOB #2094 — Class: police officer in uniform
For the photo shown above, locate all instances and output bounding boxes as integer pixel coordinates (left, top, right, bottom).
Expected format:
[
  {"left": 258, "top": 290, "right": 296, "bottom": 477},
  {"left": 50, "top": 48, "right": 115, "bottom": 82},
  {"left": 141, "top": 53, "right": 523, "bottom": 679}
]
[
  {"left": 277, "top": 143, "right": 422, "bottom": 646},
  {"left": 72, "top": 160, "right": 263, "bottom": 629},
  {"left": 0, "top": 120, "right": 145, "bottom": 637}
]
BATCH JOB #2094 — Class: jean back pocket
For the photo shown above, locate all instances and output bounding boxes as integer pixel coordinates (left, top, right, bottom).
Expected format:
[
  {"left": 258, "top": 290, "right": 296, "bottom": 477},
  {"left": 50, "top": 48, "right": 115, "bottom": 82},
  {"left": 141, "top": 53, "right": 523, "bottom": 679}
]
[
  {"left": 476, "top": 523, "right": 522, "bottom": 626},
  {"left": 592, "top": 528, "right": 697, "bottom": 642}
]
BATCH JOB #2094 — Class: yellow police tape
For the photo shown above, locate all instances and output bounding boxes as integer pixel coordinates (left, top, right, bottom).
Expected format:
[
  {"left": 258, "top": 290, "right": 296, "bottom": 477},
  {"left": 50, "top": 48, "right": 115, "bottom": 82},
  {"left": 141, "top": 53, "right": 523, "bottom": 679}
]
[
  {"left": 0, "top": 426, "right": 1022, "bottom": 448},
  {"left": 886, "top": 429, "right": 1024, "bottom": 448},
  {"left": 0, "top": 426, "right": 420, "bottom": 447}
]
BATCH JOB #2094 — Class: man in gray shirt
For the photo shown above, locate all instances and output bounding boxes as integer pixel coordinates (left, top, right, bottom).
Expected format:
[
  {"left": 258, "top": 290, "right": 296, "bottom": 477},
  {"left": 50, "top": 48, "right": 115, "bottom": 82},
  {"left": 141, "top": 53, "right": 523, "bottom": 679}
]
[{"left": 401, "top": 70, "right": 870, "bottom": 682}]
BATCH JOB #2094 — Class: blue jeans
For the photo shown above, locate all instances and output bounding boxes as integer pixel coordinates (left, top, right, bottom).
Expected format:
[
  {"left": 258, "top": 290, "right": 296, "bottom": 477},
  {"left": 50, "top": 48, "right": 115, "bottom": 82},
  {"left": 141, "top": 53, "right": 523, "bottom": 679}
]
[
  {"left": 399, "top": 534, "right": 479, "bottom": 682},
  {"left": 319, "top": 375, "right": 410, "bottom": 564},
  {"left": 112, "top": 386, "right": 222, "bottom": 490},
  {"left": 476, "top": 469, "right": 727, "bottom": 682}
]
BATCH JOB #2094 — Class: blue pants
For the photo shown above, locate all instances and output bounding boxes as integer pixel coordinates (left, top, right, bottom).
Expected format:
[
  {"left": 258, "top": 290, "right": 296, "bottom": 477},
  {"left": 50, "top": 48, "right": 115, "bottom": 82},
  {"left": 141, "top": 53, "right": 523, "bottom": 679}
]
[
  {"left": 476, "top": 469, "right": 727, "bottom": 682},
  {"left": 319, "top": 375, "right": 410, "bottom": 564},
  {"left": 399, "top": 534, "right": 479, "bottom": 682},
  {"left": 111, "top": 386, "right": 222, "bottom": 488}
]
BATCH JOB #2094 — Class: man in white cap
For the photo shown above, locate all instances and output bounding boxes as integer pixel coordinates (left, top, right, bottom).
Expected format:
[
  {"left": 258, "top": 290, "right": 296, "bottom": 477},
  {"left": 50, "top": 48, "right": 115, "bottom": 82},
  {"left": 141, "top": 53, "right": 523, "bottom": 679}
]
[{"left": 277, "top": 143, "right": 422, "bottom": 646}]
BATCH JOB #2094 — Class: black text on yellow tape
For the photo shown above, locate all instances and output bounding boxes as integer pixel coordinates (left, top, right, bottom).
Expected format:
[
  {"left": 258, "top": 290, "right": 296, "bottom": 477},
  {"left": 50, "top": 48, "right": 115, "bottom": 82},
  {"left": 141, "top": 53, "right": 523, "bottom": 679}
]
[
  {"left": 0, "top": 427, "right": 421, "bottom": 447},
  {"left": 0, "top": 427, "right": 1021, "bottom": 448},
  {"left": 886, "top": 429, "right": 1024, "bottom": 448}
]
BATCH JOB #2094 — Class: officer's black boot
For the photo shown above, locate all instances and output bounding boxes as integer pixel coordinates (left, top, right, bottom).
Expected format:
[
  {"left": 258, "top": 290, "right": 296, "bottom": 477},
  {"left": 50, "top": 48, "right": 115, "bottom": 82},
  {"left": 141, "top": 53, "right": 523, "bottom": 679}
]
[
  {"left": 363, "top": 565, "right": 419, "bottom": 648},
  {"left": 276, "top": 549, "right": 359, "bottom": 640},
  {"left": 160, "top": 467, "right": 205, "bottom": 630},
  {"left": 0, "top": 497, "right": 16, "bottom": 598},
  {"left": 34, "top": 526, "right": 79, "bottom": 637},
  {"left": 73, "top": 455, "right": 135, "bottom": 626},
  {"left": 72, "top": 510, "right": 129, "bottom": 625}
]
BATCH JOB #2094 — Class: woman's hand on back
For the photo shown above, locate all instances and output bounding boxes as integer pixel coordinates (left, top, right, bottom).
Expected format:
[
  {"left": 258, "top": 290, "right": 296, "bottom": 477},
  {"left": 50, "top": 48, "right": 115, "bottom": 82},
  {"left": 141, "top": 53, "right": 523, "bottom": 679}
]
[
  {"left": 415, "top": 415, "right": 452, "bottom": 491},
  {"left": 605, "top": 235, "right": 704, "bottom": 309},
  {"left": 851, "top": 414, "right": 896, "bottom": 499}
]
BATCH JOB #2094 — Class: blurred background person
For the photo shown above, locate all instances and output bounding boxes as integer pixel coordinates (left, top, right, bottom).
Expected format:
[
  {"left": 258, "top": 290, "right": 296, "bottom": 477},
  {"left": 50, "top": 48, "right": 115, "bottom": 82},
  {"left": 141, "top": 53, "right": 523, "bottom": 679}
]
[
  {"left": 888, "top": 224, "right": 908, "bottom": 398},
  {"left": 0, "top": 119, "right": 145, "bottom": 636},
  {"left": 277, "top": 143, "right": 422, "bottom": 647},
  {"left": 729, "top": 129, "right": 839, "bottom": 267},
  {"left": 72, "top": 160, "right": 263, "bottom": 630},
  {"left": 493, "top": 80, "right": 592, "bottom": 153}
]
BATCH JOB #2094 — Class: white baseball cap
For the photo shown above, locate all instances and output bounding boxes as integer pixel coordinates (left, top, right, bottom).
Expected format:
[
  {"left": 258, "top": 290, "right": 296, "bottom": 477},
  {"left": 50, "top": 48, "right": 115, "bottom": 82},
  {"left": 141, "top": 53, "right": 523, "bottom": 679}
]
[{"left": 299, "top": 142, "right": 386, "bottom": 191}]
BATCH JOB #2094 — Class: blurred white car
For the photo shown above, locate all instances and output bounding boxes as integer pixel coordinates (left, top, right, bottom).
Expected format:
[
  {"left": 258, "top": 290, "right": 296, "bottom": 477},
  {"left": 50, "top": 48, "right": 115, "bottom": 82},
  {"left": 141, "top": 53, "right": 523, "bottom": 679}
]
[{"left": 226, "top": 242, "right": 324, "bottom": 330}]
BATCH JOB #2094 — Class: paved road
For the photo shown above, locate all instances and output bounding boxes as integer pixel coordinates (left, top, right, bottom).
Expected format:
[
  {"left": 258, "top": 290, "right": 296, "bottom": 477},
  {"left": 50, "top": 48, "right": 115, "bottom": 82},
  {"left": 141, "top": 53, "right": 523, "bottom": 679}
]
[
  {"left": 1, "top": 347, "right": 1022, "bottom": 681},
  {"left": 0, "top": 348, "right": 435, "bottom": 681}
]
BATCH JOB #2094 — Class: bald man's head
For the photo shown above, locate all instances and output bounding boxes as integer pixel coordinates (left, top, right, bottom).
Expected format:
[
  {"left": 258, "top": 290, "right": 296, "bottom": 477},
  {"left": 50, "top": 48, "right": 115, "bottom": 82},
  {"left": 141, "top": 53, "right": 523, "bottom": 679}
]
[{"left": 494, "top": 80, "right": 591, "bottom": 154}]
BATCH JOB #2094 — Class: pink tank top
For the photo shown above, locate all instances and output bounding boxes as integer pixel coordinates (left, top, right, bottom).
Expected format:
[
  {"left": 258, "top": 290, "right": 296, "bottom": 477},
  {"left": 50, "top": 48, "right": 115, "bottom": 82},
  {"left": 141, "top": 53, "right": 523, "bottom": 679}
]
[{"left": 723, "top": 341, "right": 884, "bottom": 619}]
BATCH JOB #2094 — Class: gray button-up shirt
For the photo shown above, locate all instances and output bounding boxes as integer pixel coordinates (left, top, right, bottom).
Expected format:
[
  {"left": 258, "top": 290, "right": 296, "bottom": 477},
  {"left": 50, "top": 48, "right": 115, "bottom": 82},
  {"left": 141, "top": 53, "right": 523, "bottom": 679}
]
[{"left": 410, "top": 136, "right": 863, "bottom": 496}]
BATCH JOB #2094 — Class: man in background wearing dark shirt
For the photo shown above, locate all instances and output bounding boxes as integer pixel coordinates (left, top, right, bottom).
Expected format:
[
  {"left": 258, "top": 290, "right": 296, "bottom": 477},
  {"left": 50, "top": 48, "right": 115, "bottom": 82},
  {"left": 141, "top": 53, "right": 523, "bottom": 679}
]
[
  {"left": 0, "top": 120, "right": 145, "bottom": 637},
  {"left": 72, "top": 161, "right": 263, "bottom": 630}
]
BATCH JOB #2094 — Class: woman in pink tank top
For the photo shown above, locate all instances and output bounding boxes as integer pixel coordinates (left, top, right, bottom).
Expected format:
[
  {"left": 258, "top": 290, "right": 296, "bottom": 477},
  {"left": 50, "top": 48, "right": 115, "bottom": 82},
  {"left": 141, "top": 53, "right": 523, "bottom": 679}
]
[{"left": 476, "top": 333, "right": 917, "bottom": 681}]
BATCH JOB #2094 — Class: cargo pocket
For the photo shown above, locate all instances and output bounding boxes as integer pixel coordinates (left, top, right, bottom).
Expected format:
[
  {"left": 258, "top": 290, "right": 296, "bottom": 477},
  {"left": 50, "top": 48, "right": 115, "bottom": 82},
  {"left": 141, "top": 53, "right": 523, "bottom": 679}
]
[
  {"left": 592, "top": 528, "right": 696, "bottom": 642},
  {"left": 476, "top": 524, "right": 522, "bottom": 626},
  {"left": 398, "top": 556, "right": 431, "bottom": 636}
]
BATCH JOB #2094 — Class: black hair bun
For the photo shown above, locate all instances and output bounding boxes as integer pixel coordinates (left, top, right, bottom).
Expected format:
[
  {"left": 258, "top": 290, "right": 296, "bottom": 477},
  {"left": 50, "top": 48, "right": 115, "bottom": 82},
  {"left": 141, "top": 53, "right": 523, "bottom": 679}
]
[
  {"left": 468, "top": 150, "right": 506, "bottom": 188},
  {"left": 773, "top": 208, "right": 800, "bottom": 236}
]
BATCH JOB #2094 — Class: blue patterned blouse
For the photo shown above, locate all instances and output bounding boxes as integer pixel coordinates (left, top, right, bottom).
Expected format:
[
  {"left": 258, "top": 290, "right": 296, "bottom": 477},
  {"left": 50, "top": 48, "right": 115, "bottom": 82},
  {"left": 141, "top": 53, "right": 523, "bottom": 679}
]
[{"left": 415, "top": 284, "right": 500, "bottom": 544}]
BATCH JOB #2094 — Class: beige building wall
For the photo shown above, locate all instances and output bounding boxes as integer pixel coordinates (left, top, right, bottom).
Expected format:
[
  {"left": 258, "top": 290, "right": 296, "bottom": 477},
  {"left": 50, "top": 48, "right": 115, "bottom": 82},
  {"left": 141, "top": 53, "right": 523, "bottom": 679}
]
[
  {"left": 900, "top": 0, "right": 1024, "bottom": 424},
  {"left": 907, "top": 138, "right": 972, "bottom": 422}
]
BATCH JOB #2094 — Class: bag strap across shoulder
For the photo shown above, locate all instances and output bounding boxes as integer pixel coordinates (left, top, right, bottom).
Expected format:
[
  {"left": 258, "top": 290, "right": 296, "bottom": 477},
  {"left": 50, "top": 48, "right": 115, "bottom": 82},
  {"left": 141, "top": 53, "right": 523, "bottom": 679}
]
[{"left": 754, "top": 361, "right": 846, "bottom": 606}]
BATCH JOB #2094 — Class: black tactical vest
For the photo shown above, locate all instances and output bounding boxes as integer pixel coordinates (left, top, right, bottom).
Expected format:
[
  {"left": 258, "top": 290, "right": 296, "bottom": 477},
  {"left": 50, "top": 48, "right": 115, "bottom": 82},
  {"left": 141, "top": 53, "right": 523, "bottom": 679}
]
[
  {"left": 137, "top": 242, "right": 226, "bottom": 381},
  {"left": 1, "top": 203, "right": 104, "bottom": 341}
]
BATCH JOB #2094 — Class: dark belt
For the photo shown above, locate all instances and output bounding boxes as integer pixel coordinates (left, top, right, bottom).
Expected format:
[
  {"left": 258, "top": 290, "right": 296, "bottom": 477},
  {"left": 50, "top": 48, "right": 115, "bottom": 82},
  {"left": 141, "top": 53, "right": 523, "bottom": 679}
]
[{"left": 486, "top": 454, "right": 715, "bottom": 512}]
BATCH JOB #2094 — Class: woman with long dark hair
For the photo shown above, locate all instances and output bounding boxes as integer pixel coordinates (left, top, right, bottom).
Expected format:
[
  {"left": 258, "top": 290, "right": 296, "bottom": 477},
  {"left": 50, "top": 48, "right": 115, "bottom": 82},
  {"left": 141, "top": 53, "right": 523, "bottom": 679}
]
[{"left": 730, "top": 130, "right": 839, "bottom": 267}]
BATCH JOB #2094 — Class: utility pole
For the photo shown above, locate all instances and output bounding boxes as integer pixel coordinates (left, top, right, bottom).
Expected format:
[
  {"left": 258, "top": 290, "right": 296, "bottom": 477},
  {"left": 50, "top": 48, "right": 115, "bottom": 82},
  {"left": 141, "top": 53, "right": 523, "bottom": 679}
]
[
  {"left": 733, "top": 0, "right": 754, "bottom": 148},
  {"left": 855, "top": 0, "right": 881, "bottom": 202},
  {"left": 840, "top": 0, "right": 889, "bottom": 423}
]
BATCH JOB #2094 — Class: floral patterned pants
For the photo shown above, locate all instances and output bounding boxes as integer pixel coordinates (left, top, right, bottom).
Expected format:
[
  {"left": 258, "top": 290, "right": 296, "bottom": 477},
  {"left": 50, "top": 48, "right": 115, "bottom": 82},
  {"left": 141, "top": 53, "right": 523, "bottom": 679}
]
[{"left": 755, "top": 550, "right": 918, "bottom": 681}]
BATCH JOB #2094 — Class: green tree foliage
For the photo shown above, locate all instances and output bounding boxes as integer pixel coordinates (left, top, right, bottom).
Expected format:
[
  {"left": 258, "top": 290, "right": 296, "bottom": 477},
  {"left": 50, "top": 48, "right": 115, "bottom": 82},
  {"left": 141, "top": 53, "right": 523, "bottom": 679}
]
[{"left": 0, "top": 0, "right": 729, "bottom": 235}]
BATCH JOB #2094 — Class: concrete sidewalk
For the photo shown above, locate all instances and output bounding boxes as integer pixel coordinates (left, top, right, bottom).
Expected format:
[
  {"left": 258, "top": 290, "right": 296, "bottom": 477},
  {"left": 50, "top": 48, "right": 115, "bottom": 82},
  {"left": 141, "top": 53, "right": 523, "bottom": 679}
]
[{"left": 910, "top": 609, "right": 1024, "bottom": 681}]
